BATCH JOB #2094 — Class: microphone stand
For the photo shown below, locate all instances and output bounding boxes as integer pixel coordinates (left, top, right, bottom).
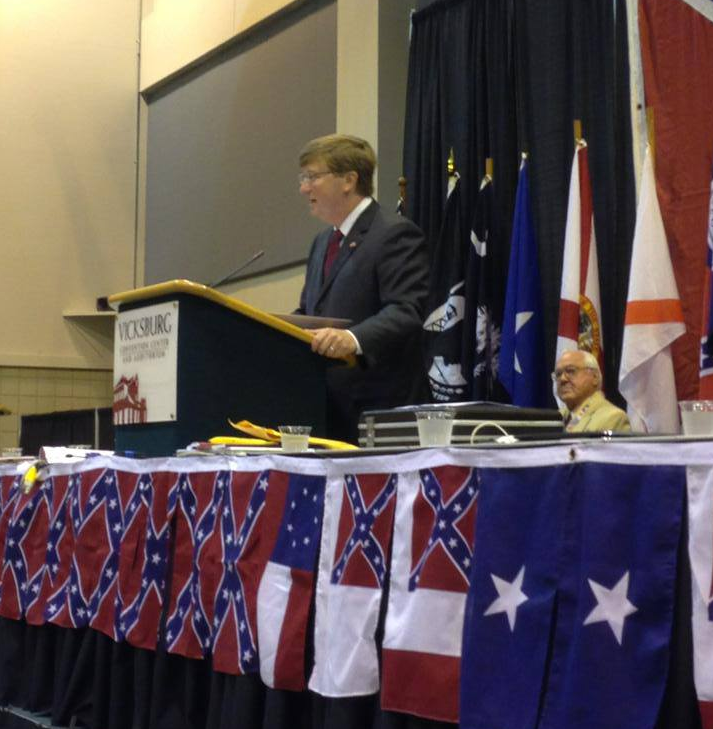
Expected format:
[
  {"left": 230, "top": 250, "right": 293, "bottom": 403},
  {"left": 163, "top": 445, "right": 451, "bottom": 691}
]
[{"left": 209, "top": 250, "right": 265, "bottom": 289}]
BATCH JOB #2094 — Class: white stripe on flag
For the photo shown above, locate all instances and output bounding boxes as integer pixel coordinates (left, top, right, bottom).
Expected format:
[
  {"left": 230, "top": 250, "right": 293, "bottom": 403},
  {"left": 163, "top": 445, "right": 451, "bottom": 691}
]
[
  {"left": 383, "top": 471, "right": 466, "bottom": 656},
  {"left": 619, "top": 146, "right": 685, "bottom": 433},
  {"left": 257, "top": 561, "right": 292, "bottom": 688},
  {"left": 308, "top": 474, "right": 383, "bottom": 697},
  {"left": 687, "top": 466, "right": 713, "bottom": 701}
]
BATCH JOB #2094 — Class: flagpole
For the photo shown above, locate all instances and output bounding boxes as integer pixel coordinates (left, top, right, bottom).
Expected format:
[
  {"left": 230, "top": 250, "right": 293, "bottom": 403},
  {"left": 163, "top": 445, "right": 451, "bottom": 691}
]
[
  {"left": 646, "top": 107, "right": 655, "bottom": 168},
  {"left": 397, "top": 175, "right": 407, "bottom": 215},
  {"left": 625, "top": 0, "right": 648, "bottom": 202}
]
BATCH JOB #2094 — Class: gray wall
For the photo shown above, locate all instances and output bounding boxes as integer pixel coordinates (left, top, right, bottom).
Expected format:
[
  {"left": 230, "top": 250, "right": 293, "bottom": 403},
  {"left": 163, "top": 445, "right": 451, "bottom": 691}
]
[
  {"left": 144, "top": 0, "right": 337, "bottom": 286},
  {"left": 378, "top": 0, "right": 416, "bottom": 213}
]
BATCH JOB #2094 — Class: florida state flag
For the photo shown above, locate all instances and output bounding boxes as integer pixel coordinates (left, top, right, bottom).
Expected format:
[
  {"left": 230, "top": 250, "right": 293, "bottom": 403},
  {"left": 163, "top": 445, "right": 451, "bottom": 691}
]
[{"left": 556, "top": 140, "right": 604, "bottom": 373}]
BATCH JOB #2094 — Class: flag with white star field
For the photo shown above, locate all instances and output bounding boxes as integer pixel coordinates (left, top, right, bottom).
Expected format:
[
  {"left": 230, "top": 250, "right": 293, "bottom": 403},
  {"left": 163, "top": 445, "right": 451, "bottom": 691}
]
[
  {"left": 460, "top": 460, "right": 685, "bottom": 729},
  {"left": 381, "top": 466, "right": 478, "bottom": 722}
]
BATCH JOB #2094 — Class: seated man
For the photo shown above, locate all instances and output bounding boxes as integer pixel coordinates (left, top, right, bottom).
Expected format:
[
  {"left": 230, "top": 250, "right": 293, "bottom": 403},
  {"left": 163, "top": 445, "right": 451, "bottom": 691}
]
[
  {"left": 295, "top": 134, "right": 429, "bottom": 443},
  {"left": 554, "top": 349, "right": 631, "bottom": 433}
]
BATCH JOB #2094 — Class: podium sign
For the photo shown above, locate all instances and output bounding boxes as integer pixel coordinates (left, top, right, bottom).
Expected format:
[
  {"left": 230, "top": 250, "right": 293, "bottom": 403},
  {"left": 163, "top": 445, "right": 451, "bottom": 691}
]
[
  {"left": 107, "top": 281, "right": 338, "bottom": 457},
  {"left": 113, "top": 301, "right": 179, "bottom": 425}
]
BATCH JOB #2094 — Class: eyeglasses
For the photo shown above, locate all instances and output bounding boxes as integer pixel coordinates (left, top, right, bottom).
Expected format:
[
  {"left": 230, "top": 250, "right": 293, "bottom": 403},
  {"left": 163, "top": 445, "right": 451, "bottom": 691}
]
[
  {"left": 298, "top": 170, "right": 333, "bottom": 185},
  {"left": 551, "top": 365, "right": 596, "bottom": 382}
]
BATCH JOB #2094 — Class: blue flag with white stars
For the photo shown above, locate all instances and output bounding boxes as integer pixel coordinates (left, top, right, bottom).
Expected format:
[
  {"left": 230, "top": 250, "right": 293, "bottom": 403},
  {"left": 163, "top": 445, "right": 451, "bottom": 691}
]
[
  {"left": 498, "top": 157, "right": 548, "bottom": 406},
  {"left": 460, "top": 465, "right": 569, "bottom": 729},
  {"left": 461, "top": 460, "right": 684, "bottom": 729}
]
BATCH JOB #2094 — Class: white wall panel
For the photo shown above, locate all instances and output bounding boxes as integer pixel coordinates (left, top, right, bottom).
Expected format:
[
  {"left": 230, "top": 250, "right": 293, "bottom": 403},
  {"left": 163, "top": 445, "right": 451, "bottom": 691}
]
[
  {"left": 141, "top": 0, "right": 297, "bottom": 90},
  {"left": 0, "top": 0, "right": 140, "bottom": 367}
]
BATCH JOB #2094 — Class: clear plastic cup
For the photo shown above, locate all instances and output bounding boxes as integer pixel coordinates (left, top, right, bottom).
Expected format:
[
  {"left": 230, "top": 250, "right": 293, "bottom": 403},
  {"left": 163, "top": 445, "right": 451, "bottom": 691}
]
[
  {"left": 278, "top": 425, "right": 312, "bottom": 453},
  {"left": 679, "top": 401, "right": 713, "bottom": 436},
  {"left": 415, "top": 410, "right": 455, "bottom": 446}
]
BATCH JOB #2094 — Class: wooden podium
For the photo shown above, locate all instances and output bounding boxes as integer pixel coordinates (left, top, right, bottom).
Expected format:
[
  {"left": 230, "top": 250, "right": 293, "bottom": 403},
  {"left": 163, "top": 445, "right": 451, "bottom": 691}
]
[{"left": 108, "top": 280, "right": 347, "bottom": 457}]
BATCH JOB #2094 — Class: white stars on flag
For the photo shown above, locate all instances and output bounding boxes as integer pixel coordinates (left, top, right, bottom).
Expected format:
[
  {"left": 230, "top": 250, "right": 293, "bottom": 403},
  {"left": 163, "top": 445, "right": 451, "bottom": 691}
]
[
  {"left": 583, "top": 571, "right": 637, "bottom": 645},
  {"left": 484, "top": 566, "right": 528, "bottom": 631},
  {"left": 513, "top": 311, "right": 534, "bottom": 374}
]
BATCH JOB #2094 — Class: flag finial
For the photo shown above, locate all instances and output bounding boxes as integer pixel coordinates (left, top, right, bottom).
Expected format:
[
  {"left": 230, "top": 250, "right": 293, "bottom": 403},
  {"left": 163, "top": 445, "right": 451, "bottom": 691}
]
[
  {"left": 397, "top": 176, "right": 407, "bottom": 215},
  {"left": 447, "top": 148, "right": 457, "bottom": 176}
]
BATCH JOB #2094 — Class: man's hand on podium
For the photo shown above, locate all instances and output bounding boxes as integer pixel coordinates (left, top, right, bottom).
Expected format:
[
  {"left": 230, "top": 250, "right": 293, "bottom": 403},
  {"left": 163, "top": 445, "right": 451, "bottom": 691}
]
[{"left": 309, "top": 327, "right": 358, "bottom": 359}]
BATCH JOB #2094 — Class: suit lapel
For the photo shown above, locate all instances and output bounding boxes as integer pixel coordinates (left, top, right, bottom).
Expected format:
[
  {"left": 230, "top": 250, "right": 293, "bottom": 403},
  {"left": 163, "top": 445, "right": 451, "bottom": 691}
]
[
  {"left": 571, "top": 391, "right": 603, "bottom": 431},
  {"left": 305, "top": 230, "right": 331, "bottom": 313},
  {"left": 315, "top": 201, "right": 378, "bottom": 307}
]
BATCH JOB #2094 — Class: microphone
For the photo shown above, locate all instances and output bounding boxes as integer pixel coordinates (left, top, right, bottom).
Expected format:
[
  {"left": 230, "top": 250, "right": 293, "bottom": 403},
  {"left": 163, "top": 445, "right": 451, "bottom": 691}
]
[{"left": 209, "top": 250, "right": 265, "bottom": 289}]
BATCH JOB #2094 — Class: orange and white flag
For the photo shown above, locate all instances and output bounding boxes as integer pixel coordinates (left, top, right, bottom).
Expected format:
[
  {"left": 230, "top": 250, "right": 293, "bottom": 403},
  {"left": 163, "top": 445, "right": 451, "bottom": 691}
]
[
  {"left": 618, "top": 146, "right": 685, "bottom": 433},
  {"left": 556, "top": 141, "right": 604, "bottom": 373}
]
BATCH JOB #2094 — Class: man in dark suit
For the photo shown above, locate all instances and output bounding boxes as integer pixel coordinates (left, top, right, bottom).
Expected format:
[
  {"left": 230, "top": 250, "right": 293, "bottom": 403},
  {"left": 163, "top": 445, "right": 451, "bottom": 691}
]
[{"left": 295, "top": 134, "right": 429, "bottom": 442}]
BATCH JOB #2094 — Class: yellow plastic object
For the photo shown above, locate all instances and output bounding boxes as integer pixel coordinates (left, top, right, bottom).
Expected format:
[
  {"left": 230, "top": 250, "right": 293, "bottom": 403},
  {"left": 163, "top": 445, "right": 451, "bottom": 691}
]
[
  {"left": 209, "top": 436, "right": 275, "bottom": 447},
  {"left": 300, "top": 435, "right": 358, "bottom": 450},
  {"left": 229, "top": 420, "right": 281, "bottom": 441},
  {"left": 22, "top": 465, "right": 38, "bottom": 493},
  {"left": 228, "top": 419, "right": 359, "bottom": 450},
  {"left": 22, "top": 462, "right": 48, "bottom": 494}
]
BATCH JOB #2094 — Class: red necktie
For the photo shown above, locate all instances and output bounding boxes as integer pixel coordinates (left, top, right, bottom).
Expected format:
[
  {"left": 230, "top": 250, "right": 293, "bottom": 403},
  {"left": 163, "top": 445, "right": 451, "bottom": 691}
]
[{"left": 322, "top": 228, "right": 344, "bottom": 280}]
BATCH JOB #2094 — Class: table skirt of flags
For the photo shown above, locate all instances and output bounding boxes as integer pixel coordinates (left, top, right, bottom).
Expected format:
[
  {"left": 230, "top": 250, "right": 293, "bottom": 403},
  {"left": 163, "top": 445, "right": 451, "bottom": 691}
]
[{"left": 1, "top": 442, "right": 712, "bottom": 729}]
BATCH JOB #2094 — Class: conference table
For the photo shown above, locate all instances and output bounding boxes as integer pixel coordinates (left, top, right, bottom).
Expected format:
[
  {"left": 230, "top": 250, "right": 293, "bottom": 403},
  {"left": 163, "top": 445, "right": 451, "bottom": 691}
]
[{"left": 0, "top": 437, "right": 709, "bottom": 729}]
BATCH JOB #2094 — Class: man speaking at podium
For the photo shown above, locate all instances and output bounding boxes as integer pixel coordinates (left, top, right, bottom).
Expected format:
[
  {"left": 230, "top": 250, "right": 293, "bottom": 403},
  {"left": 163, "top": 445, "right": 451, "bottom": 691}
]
[{"left": 295, "top": 134, "right": 429, "bottom": 443}]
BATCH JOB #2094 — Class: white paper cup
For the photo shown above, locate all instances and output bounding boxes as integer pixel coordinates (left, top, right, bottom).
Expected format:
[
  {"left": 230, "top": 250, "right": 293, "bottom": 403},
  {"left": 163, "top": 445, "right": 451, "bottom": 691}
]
[
  {"left": 679, "top": 401, "right": 713, "bottom": 436},
  {"left": 279, "top": 425, "right": 312, "bottom": 453},
  {"left": 415, "top": 410, "right": 455, "bottom": 446}
]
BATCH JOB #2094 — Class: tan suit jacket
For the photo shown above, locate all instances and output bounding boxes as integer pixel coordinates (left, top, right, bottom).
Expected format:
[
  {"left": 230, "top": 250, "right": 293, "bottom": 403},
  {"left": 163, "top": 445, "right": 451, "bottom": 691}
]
[{"left": 564, "top": 391, "right": 631, "bottom": 433}]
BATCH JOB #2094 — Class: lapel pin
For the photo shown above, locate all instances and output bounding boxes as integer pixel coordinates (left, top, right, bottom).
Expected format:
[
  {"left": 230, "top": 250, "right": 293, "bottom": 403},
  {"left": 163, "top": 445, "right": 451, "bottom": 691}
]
[{"left": 349, "top": 241, "right": 357, "bottom": 249}]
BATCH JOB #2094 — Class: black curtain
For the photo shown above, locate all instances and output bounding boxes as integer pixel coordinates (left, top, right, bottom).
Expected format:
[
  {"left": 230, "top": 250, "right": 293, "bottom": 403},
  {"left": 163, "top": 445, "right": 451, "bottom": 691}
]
[
  {"left": 404, "top": 0, "right": 488, "bottom": 251},
  {"left": 403, "top": 0, "right": 637, "bottom": 399},
  {"left": 19, "top": 409, "right": 114, "bottom": 457},
  {"left": 403, "top": 0, "right": 516, "bottom": 299},
  {"left": 0, "top": 617, "right": 459, "bottom": 729}
]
